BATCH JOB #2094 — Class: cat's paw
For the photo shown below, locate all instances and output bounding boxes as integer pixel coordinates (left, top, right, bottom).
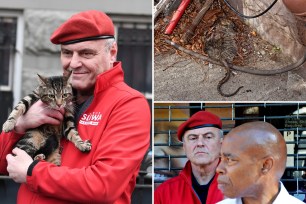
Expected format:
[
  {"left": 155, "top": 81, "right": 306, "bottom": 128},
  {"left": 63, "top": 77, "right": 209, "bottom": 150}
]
[
  {"left": 46, "top": 153, "right": 61, "bottom": 166},
  {"left": 2, "top": 120, "right": 16, "bottom": 132},
  {"left": 34, "top": 154, "right": 46, "bottom": 161},
  {"left": 53, "top": 159, "right": 61, "bottom": 166},
  {"left": 77, "top": 140, "right": 92, "bottom": 152}
]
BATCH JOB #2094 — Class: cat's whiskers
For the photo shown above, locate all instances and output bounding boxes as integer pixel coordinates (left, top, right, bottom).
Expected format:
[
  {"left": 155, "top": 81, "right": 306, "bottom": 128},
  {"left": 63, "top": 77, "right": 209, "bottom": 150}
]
[{"left": 39, "top": 105, "right": 61, "bottom": 113}]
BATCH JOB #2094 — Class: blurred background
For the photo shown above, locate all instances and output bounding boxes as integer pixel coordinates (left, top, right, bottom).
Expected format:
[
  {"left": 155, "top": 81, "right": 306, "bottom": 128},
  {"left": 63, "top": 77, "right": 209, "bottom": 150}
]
[{"left": 0, "top": 1, "right": 152, "bottom": 203}]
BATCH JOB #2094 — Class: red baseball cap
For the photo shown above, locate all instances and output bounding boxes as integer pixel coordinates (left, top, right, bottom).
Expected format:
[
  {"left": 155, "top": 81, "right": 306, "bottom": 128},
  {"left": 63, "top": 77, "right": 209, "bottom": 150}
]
[
  {"left": 177, "top": 111, "right": 222, "bottom": 141},
  {"left": 50, "top": 10, "right": 115, "bottom": 45}
]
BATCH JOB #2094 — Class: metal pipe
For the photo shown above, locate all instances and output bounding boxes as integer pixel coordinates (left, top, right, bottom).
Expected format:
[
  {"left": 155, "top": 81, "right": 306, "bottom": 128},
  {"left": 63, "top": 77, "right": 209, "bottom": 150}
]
[{"left": 164, "top": 0, "right": 191, "bottom": 35}]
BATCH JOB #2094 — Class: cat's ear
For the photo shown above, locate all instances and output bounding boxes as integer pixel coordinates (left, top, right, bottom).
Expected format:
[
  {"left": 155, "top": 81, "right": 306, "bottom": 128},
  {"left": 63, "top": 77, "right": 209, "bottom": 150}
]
[
  {"left": 63, "top": 70, "right": 72, "bottom": 82},
  {"left": 37, "top": 74, "right": 48, "bottom": 85}
]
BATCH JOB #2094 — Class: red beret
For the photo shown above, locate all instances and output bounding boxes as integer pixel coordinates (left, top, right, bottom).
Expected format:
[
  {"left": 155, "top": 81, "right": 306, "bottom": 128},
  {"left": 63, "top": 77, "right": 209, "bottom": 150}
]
[
  {"left": 50, "top": 10, "right": 115, "bottom": 45},
  {"left": 177, "top": 111, "right": 222, "bottom": 141}
]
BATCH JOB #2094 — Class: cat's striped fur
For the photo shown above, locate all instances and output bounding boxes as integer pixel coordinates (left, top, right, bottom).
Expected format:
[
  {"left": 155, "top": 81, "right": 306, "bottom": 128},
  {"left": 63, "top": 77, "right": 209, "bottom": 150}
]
[{"left": 2, "top": 72, "right": 91, "bottom": 165}]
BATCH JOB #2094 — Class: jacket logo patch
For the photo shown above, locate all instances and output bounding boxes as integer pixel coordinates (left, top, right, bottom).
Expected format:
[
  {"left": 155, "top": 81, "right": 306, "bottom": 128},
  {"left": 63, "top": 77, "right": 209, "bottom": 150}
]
[{"left": 79, "top": 112, "right": 102, "bottom": 126}]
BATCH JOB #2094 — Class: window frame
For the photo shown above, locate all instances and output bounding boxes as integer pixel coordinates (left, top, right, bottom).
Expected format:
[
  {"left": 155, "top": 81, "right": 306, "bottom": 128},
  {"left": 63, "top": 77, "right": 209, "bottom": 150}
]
[{"left": 0, "top": 10, "right": 24, "bottom": 106}]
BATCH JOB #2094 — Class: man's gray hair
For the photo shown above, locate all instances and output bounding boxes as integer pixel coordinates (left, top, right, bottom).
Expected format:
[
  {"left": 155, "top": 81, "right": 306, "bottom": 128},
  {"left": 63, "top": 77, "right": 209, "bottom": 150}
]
[{"left": 104, "top": 38, "right": 116, "bottom": 52}]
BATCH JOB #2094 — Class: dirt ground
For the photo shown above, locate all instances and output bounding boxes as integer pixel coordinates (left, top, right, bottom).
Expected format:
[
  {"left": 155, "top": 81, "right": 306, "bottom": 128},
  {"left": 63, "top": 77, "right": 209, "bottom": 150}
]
[
  {"left": 154, "top": 51, "right": 306, "bottom": 101},
  {"left": 154, "top": 0, "right": 306, "bottom": 101}
]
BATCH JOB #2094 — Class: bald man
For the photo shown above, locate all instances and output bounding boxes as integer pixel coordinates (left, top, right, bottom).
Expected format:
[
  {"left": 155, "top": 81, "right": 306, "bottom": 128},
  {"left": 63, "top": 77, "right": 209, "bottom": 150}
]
[{"left": 216, "top": 121, "right": 304, "bottom": 204}]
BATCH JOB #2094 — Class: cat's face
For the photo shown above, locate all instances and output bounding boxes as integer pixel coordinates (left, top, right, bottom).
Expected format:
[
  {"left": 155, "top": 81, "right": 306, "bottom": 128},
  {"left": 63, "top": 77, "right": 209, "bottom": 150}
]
[{"left": 37, "top": 73, "right": 73, "bottom": 109}]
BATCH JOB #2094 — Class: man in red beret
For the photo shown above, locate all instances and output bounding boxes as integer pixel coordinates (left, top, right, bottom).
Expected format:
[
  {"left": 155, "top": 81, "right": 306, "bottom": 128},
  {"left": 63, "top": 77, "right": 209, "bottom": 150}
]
[
  {"left": 154, "top": 111, "right": 224, "bottom": 204},
  {"left": 0, "top": 10, "right": 150, "bottom": 204}
]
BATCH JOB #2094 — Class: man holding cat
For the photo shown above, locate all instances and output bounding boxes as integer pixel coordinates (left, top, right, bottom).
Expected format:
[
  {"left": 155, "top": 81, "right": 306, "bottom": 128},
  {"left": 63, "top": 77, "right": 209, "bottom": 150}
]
[{"left": 0, "top": 10, "right": 150, "bottom": 204}]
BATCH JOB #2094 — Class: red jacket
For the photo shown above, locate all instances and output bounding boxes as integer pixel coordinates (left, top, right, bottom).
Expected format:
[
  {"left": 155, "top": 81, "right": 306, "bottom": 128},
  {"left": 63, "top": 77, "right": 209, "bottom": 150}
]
[
  {"left": 154, "top": 161, "right": 223, "bottom": 204},
  {"left": 0, "top": 62, "right": 151, "bottom": 204}
]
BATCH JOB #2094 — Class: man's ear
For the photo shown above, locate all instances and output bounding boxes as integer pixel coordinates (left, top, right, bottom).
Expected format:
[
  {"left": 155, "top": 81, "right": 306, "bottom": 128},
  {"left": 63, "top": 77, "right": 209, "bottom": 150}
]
[
  {"left": 110, "top": 41, "right": 117, "bottom": 64},
  {"left": 261, "top": 157, "right": 274, "bottom": 174}
]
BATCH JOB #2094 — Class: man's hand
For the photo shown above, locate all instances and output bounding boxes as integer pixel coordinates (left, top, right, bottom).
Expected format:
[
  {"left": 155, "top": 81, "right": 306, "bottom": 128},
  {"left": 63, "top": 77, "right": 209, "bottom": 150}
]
[
  {"left": 6, "top": 148, "right": 33, "bottom": 183},
  {"left": 14, "top": 100, "right": 65, "bottom": 133}
]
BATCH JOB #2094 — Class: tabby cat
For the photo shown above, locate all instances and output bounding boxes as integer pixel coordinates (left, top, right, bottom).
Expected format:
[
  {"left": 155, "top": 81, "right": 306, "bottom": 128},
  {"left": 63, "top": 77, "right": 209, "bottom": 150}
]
[{"left": 2, "top": 72, "right": 91, "bottom": 165}]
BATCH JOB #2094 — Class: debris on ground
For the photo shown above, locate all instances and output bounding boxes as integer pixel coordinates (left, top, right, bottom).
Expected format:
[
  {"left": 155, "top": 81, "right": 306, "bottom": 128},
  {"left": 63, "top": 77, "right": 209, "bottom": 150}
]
[
  {"left": 154, "top": 0, "right": 286, "bottom": 66},
  {"left": 154, "top": 0, "right": 306, "bottom": 101}
]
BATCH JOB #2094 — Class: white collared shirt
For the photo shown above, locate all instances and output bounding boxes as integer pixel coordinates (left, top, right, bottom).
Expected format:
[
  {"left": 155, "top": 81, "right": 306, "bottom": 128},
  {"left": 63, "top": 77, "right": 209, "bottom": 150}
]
[{"left": 217, "top": 182, "right": 305, "bottom": 204}]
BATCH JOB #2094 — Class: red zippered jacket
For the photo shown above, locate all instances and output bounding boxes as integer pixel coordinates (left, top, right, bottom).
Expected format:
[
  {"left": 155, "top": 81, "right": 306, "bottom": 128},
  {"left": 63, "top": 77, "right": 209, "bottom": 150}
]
[
  {"left": 0, "top": 62, "right": 151, "bottom": 204},
  {"left": 154, "top": 161, "right": 223, "bottom": 204}
]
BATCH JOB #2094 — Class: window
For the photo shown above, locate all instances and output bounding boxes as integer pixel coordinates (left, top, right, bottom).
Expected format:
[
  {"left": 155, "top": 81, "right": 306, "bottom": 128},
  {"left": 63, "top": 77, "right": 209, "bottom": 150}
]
[
  {"left": 117, "top": 24, "right": 152, "bottom": 101},
  {"left": 0, "top": 10, "right": 23, "bottom": 126},
  {"left": 0, "top": 16, "right": 17, "bottom": 91}
]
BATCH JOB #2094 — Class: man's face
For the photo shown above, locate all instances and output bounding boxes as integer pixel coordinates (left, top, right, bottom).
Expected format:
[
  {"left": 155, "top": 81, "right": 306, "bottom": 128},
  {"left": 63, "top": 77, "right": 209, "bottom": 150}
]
[
  {"left": 183, "top": 127, "right": 222, "bottom": 166},
  {"left": 216, "top": 134, "right": 262, "bottom": 198},
  {"left": 60, "top": 39, "right": 117, "bottom": 93}
]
